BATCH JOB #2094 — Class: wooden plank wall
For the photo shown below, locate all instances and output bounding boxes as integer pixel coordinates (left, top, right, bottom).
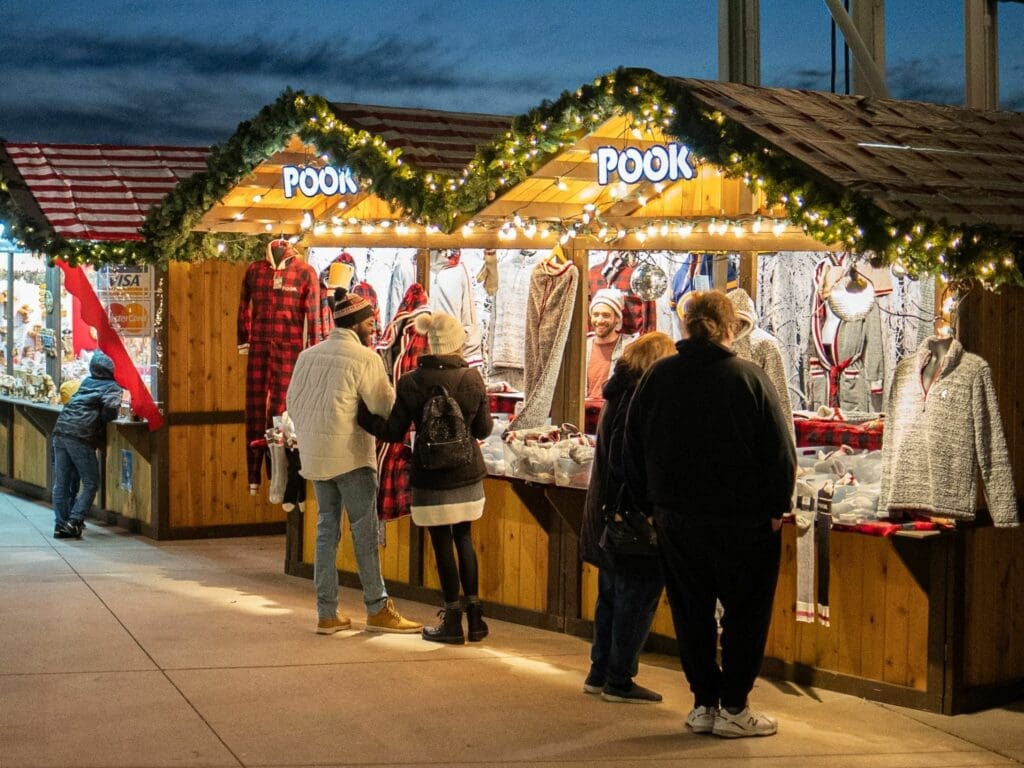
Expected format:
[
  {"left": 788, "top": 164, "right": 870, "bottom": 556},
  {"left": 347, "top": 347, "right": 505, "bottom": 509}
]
[
  {"left": 12, "top": 411, "right": 48, "bottom": 487},
  {"left": 166, "top": 261, "right": 249, "bottom": 413},
  {"left": 165, "top": 261, "right": 284, "bottom": 529},
  {"left": 0, "top": 413, "right": 10, "bottom": 475},
  {"left": 103, "top": 426, "right": 153, "bottom": 525},
  {"left": 963, "top": 526, "right": 1024, "bottom": 687},
  {"left": 958, "top": 286, "right": 1024, "bottom": 689},
  {"left": 766, "top": 526, "right": 929, "bottom": 690}
]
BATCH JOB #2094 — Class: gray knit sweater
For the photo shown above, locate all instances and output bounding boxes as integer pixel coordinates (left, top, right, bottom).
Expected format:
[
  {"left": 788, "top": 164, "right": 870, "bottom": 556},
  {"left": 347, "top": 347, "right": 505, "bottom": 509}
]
[{"left": 880, "top": 337, "right": 1019, "bottom": 527}]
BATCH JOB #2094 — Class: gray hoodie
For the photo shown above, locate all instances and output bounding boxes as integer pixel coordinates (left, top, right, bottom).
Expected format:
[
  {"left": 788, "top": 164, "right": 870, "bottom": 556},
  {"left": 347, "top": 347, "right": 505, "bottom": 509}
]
[{"left": 727, "top": 289, "right": 795, "bottom": 445}]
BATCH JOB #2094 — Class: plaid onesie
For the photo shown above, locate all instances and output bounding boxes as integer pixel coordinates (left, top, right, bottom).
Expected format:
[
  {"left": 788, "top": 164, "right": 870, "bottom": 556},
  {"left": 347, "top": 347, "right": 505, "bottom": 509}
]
[
  {"left": 375, "top": 283, "right": 431, "bottom": 522},
  {"left": 238, "top": 243, "right": 323, "bottom": 489}
]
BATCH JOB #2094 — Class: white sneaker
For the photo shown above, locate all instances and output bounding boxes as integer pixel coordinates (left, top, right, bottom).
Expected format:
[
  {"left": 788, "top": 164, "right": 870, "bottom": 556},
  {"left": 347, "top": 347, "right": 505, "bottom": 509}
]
[
  {"left": 712, "top": 707, "right": 778, "bottom": 738},
  {"left": 686, "top": 705, "right": 718, "bottom": 734}
]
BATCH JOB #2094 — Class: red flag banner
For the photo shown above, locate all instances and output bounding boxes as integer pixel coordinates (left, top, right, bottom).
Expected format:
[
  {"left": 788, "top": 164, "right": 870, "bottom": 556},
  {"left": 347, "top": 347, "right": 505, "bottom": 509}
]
[{"left": 56, "top": 261, "right": 163, "bottom": 431}]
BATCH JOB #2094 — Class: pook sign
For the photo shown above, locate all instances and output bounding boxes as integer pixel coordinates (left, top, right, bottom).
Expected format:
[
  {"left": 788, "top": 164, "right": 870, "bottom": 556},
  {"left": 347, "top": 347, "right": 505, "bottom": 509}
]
[
  {"left": 282, "top": 164, "right": 358, "bottom": 198},
  {"left": 596, "top": 143, "right": 696, "bottom": 186}
]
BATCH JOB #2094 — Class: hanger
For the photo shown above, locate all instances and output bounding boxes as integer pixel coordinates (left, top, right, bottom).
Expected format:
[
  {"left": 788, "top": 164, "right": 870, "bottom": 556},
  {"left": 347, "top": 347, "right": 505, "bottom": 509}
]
[{"left": 544, "top": 244, "right": 568, "bottom": 267}]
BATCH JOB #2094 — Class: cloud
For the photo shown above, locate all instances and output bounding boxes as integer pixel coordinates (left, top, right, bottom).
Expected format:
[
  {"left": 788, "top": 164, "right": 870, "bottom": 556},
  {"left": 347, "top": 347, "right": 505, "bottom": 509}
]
[
  {"left": 769, "top": 55, "right": 967, "bottom": 106},
  {"left": 886, "top": 56, "right": 964, "bottom": 105},
  {"left": 0, "top": 30, "right": 556, "bottom": 144}
]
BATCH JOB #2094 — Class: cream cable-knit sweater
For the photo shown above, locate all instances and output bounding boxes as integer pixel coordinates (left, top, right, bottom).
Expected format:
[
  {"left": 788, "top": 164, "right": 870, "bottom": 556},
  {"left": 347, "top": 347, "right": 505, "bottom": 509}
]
[
  {"left": 880, "top": 336, "right": 1018, "bottom": 526},
  {"left": 728, "top": 289, "right": 795, "bottom": 445}
]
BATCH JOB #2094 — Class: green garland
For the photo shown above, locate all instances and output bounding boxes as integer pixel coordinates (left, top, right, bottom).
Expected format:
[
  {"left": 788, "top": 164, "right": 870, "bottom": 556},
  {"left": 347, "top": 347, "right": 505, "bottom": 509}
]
[{"left": 2, "top": 69, "right": 1021, "bottom": 287}]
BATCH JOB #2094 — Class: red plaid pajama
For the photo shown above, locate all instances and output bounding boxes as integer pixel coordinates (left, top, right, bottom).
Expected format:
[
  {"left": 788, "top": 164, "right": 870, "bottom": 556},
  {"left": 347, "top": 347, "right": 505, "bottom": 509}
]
[
  {"left": 238, "top": 256, "right": 322, "bottom": 487},
  {"left": 375, "top": 283, "right": 430, "bottom": 521}
]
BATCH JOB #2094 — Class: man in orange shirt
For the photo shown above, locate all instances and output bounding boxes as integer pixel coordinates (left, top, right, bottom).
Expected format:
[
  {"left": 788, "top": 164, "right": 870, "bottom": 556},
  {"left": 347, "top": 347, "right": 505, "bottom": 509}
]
[{"left": 586, "top": 289, "right": 635, "bottom": 401}]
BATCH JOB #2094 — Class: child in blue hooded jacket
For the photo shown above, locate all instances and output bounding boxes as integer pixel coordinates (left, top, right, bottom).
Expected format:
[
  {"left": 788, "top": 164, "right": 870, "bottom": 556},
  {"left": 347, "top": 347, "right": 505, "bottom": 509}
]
[{"left": 51, "top": 351, "right": 123, "bottom": 539}]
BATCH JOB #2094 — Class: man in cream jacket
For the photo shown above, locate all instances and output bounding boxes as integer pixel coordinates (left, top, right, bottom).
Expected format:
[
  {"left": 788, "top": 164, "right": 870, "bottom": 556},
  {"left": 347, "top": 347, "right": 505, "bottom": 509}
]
[{"left": 287, "top": 288, "right": 422, "bottom": 635}]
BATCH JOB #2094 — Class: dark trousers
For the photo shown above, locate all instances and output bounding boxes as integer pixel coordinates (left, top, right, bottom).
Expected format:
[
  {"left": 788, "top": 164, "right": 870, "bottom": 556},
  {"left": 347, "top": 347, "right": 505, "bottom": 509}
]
[
  {"left": 658, "top": 519, "right": 781, "bottom": 709},
  {"left": 51, "top": 435, "right": 100, "bottom": 525},
  {"left": 427, "top": 521, "right": 478, "bottom": 604},
  {"left": 589, "top": 559, "right": 663, "bottom": 688}
]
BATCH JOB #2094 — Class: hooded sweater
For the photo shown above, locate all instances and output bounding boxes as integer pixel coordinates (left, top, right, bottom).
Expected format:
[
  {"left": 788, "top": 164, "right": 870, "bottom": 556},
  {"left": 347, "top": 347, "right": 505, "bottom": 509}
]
[
  {"left": 624, "top": 338, "right": 796, "bottom": 527},
  {"left": 880, "top": 337, "right": 1018, "bottom": 527},
  {"left": 728, "top": 289, "right": 795, "bottom": 444}
]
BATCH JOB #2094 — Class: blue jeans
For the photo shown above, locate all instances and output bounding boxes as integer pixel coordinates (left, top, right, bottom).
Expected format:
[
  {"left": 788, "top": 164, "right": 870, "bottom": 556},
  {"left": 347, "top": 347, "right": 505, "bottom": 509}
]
[
  {"left": 590, "top": 560, "right": 664, "bottom": 688},
  {"left": 51, "top": 435, "right": 100, "bottom": 525},
  {"left": 313, "top": 467, "right": 388, "bottom": 619}
]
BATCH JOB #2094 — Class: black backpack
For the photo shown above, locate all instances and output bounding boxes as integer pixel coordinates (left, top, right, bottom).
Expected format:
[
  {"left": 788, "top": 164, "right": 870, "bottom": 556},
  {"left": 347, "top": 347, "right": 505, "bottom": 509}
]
[{"left": 415, "top": 371, "right": 475, "bottom": 471}]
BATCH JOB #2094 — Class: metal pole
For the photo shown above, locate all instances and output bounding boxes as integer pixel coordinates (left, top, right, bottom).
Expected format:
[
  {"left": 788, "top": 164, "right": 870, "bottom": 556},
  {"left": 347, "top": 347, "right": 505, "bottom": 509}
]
[{"left": 822, "top": 0, "right": 890, "bottom": 97}]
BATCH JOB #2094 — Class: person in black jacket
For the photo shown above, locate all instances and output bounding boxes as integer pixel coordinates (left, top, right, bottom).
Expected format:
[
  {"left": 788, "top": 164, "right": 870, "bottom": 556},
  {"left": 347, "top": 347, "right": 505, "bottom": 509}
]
[
  {"left": 581, "top": 331, "right": 677, "bottom": 704},
  {"left": 51, "top": 351, "right": 123, "bottom": 539},
  {"left": 359, "top": 312, "right": 493, "bottom": 644},
  {"left": 624, "top": 291, "right": 795, "bottom": 739}
]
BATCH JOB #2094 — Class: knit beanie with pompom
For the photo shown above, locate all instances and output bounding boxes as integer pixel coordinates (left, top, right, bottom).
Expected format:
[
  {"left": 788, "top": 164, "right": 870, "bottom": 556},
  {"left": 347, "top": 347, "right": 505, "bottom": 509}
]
[{"left": 414, "top": 312, "right": 466, "bottom": 356}]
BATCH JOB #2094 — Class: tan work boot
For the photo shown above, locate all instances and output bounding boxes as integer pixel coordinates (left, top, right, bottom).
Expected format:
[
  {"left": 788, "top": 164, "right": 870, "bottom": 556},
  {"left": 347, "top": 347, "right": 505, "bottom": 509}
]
[
  {"left": 316, "top": 614, "right": 352, "bottom": 634},
  {"left": 365, "top": 598, "right": 423, "bottom": 633}
]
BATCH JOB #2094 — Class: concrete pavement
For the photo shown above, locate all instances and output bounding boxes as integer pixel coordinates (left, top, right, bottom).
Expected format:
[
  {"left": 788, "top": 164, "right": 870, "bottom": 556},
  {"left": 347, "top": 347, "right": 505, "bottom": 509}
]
[{"left": 1, "top": 488, "right": 1021, "bottom": 768}]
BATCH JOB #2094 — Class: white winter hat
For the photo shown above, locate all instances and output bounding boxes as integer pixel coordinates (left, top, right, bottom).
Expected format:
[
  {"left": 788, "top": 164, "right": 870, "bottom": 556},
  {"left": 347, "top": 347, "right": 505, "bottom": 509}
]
[
  {"left": 726, "top": 288, "right": 756, "bottom": 341},
  {"left": 414, "top": 311, "right": 466, "bottom": 356},
  {"left": 589, "top": 288, "right": 624, "bottom": 331}
]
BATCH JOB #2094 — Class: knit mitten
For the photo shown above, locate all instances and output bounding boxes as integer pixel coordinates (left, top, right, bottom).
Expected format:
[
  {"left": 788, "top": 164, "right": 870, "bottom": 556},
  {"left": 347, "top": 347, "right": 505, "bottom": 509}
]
[
  {"left": 476, "top": 249, "right": 499, "bottom": 296},
  {"left": 267, "top": 441, "right": 287, "bottom": 504}
]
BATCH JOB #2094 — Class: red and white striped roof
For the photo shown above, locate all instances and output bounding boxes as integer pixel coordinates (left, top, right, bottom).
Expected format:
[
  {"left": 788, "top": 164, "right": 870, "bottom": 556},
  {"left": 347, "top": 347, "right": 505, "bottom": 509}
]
[
  {"left": 3, "top": 143, "right": 209, "bottom": 241},
  {"left": 330, "top": 103, "right": 511, "bottom": 174}
]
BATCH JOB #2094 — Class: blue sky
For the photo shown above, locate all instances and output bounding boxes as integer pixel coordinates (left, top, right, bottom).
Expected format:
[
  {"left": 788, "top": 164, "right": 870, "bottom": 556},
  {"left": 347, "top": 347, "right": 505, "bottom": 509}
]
[{"left": 2, "top": 1, "right": 1022, "bottom": 145}]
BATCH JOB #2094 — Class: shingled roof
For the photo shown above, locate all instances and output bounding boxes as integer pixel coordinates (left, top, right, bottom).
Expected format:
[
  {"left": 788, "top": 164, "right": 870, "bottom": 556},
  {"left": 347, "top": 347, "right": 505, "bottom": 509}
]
[
  {"left": 672, "top": 77, "right": 1024, "bottom": 234},
  {"left": 329, "top": 103, "right": 511, "bottom": 174},
  {"left": 1, "top": 142, "right": 209, "bottom": 241}
]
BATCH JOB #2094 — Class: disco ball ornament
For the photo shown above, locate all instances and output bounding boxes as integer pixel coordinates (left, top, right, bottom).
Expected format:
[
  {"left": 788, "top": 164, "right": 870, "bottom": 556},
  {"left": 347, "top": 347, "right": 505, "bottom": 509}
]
[{"left": 629, "top": 261, "right": 669, "bottom": 301}]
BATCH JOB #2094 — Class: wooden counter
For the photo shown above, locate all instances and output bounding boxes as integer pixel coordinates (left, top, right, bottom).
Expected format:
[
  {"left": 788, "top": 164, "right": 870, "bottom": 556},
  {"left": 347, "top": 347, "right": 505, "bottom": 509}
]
[{"left": 286, "top": 476, "right": 1024, "bottom": 713}]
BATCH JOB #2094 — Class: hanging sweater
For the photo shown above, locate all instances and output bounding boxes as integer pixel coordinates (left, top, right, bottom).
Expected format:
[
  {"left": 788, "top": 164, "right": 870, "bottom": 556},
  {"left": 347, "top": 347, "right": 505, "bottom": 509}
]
[
  {"left": 728, "top": 288, "right": 795, "bottom": 445},
  {"left": 879, "top": 337, "right": 1018, "bottom": 527},
  {"left": 512, "top": 258, "right": 579, "bottom": 429}
]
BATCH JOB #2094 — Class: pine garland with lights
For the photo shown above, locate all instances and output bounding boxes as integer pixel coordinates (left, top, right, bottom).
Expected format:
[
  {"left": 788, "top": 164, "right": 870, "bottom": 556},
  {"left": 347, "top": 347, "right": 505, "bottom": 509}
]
[{"left": 3, "top": 68, "right": 1021, "bottom": 287}]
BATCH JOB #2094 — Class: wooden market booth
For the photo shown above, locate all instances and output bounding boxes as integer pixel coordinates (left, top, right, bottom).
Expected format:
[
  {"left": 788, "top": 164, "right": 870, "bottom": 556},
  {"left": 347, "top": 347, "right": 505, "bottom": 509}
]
[
  {"left": 119, "top": 70, "right": 1024, "bottom": 712},
  {"left": 0, "top": 141, "right": 251, "bottom": 538}
]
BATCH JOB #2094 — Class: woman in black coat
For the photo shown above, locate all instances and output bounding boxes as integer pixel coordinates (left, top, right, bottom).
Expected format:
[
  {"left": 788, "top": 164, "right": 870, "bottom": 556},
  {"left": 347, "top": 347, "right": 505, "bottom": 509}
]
[
  {"left": 359, "top": 312, "right": 493, "bottom": 645},
  {"left": 580, "top": 331, "right": 676, "bottom": 703}
]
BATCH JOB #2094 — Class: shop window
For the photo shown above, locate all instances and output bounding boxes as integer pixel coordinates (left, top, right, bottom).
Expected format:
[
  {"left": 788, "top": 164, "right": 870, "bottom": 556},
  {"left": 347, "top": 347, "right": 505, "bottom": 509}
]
[
  {"left": 6, "top": 252, "right": 55, "bottom": 402},
  {"left": 0, "top": 247, "right": 9, "bottom": 372},
  {"left": 59, "top": 264, "right": 158, "bottom": 402}
]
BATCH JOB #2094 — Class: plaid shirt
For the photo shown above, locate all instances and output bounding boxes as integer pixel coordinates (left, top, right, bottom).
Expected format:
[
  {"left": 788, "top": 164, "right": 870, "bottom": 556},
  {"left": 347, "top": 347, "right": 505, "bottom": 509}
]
[
  {"left": 794, "top": 418, "right": 884, "bottom": 451},
  {"left": 588, "top": 253, "right": 656, "bottom": 336},
  {"left": 375, "top": 283, "right": 431, "bottom": 521},
  {"left": 238, "top": 256, "right": 322, "bottom": 349}
]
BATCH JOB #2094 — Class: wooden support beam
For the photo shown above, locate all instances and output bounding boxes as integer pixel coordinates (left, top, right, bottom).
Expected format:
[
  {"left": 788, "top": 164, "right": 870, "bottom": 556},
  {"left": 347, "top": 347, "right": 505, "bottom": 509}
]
[
  {"left": 550, "top": 243, "right": 587, "bottom": 430},
  {"left": 965, "top": 0, "right": 999, "bottom": 109}
]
